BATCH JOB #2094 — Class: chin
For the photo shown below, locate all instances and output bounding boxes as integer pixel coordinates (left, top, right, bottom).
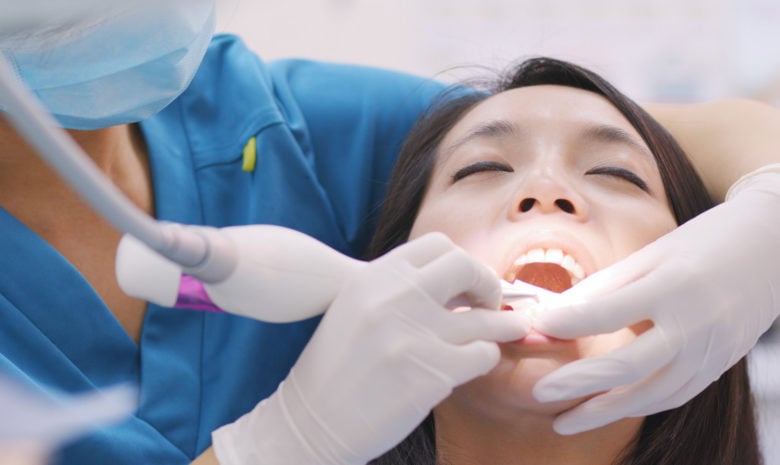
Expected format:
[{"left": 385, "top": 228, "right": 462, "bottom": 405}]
[
  {"left": 448, "top": 349, "right": 585, "bottom": 419},
  {"left": 444, "top": 330, "right": 637, "bottom": 423}
]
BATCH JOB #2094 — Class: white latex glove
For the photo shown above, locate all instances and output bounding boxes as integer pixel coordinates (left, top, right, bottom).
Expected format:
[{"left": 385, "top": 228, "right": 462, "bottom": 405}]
[
  {"left": 212, "top": 232, "right": 531, "bottom": 465},
  {"left": 532, "top": 165, "right": 780, "bottom": 435}
]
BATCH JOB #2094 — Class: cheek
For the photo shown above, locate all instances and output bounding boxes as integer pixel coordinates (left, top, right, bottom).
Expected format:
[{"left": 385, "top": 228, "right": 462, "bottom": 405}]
[
  {"left": 638, "top": 210, "right": 677, "bottom": 241},
  {"left": 603, "top": 207, "right": 677, "bottom": 262},
  {"left": 410, "top": 203, "right": 499, "bottom": 263},
  {"left": 408, "top": 198, "right": 448, "bottom": 240}
]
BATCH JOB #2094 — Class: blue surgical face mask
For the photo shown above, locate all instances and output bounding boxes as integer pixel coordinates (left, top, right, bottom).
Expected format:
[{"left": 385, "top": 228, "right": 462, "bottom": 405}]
[{"left": 0, "top": 1, "right": 216, "bottom": 130}]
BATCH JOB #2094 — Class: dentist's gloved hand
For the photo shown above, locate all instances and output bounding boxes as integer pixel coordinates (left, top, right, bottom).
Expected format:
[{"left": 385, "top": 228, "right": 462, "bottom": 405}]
[
  {"left": 212, "top": 232, "right": 531, "bottom": 465},
  {"left": 533, "top": 165, "right": 780, "bottom": 435}
]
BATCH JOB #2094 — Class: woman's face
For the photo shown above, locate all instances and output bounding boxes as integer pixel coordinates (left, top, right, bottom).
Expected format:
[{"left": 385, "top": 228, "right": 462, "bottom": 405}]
[{"left": 408, "top": 85, "right": 677, "bottom": 417}]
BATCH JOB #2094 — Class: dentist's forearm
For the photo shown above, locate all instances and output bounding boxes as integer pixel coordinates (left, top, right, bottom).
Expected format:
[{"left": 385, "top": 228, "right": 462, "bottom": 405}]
[{"left": 646, "top": 98, "right": 780, "bottom": 202}]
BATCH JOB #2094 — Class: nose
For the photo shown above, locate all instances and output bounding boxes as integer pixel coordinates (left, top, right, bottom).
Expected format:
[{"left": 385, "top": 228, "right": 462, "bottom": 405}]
[{"left": 508, "top": 173, "right": 588, "bottom": 221}]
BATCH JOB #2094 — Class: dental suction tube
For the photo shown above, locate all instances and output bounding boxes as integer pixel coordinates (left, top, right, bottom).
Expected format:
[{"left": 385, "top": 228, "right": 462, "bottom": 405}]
[
  {"left": 0, "top": 49, "right": 361, "bottom": 323},
  {"left": 0, "top": 55, "right": 236, "bottom": 282}
]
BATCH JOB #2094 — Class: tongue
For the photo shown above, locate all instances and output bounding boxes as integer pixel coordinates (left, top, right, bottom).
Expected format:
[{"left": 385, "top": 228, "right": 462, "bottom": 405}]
[{"left": 515, "top": 263, "right": 573, "bottom": 293}]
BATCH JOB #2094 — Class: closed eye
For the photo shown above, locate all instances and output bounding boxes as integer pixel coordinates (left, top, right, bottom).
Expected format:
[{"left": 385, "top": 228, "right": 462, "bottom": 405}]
[
  {"left": 586, "top": 166, "right": 649, "bottom": 192},
  {"left": 452, "top": 161, "right": 513, "bottom": 182}
]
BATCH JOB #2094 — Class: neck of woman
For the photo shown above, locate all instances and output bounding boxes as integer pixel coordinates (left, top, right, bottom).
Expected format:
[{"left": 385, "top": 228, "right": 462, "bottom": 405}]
[{"left": 433, "top": 402, "right": 643, "bottom": 465}]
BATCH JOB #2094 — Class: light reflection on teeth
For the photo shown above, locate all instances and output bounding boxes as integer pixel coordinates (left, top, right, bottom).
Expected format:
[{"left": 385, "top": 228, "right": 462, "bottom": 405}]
[
  {"left": 505, "top": 247, "right": 585, "bottom": 285},
  {"left": 545, "top": 248, "right": 563, "bottom": 263}
]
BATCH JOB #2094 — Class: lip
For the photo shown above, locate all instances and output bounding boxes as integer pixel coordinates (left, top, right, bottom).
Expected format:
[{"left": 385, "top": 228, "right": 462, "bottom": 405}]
[
  {"left": 517, "top": 328, "right": 565, "bottom": 345},
  {"left": 498, "top": 328, "right": 572, "bottom": 352},
  {"left": 499, "top": 228, "right": 598, "bottom": 286}
]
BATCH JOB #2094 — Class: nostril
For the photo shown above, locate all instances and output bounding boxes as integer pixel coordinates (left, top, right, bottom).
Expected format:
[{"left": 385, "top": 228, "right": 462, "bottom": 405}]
[
  {"left": 556, "top": 199, "right": 575, "bottom": 214},
  {"left": 519, "top": 198, "right": 536, "bottom": 212}
]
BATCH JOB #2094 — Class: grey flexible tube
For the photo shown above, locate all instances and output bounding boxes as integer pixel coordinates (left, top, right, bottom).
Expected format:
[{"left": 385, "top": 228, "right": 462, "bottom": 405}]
[{"left": 0, "top": 55, "right": 208, "bottom": 268}]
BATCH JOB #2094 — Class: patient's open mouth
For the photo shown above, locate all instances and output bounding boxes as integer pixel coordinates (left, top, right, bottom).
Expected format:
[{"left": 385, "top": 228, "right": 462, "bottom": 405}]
[
  {"left": 515, "top": 263, "right": 572, "bottom": 293},
  {"left": 504, "top": 248, "right": 585, "bottom": 293}
]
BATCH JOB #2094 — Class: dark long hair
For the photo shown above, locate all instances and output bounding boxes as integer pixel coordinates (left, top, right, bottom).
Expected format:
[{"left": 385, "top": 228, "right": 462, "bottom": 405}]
[{"left": 366, "top": 58, "right": 761, "bottom": 465}]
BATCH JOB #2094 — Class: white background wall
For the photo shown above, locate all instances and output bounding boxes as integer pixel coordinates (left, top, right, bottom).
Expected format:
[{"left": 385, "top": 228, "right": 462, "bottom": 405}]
[{"left": 215, "top": 0, "right": 780, "bottom": 104}]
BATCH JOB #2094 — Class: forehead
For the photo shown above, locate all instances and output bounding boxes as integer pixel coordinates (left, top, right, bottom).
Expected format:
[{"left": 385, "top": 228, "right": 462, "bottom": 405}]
[{"left": 443, "top": 85, "right": 643, "bottom": 146}]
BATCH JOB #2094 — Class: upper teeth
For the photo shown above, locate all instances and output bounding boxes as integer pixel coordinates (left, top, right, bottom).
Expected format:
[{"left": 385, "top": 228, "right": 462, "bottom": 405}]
[{"left": 507, "top": 248, "right": 585, "bottom": 284}]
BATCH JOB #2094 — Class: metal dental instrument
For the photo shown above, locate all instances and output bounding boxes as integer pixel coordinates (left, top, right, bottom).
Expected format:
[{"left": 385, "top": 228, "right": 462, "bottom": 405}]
[{"left": 501, "top": 280, "right": 541, "bottom": 300}]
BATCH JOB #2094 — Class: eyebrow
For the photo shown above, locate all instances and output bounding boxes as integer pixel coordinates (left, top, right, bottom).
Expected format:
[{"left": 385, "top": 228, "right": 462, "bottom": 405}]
[
  {"left": 439, "top": 120, "right": 521, "bottom": 161},
  {"left": 440, "top": 119, "right": 654, "bottom": 164},
  {"left": 580, "top": 124, "right": 654, "bottom": 162}
]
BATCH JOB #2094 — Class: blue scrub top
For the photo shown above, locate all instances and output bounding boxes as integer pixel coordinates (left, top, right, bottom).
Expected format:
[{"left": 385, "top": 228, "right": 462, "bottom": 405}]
[{"left": 0, "top": 35, "right": 442, "bottom": 464}]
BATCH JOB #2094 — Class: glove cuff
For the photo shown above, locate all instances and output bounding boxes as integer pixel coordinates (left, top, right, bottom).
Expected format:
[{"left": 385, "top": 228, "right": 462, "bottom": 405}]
[
  {"left": 211, "top": 386, "right": 319, "bottom": 465},
  {"left": 279, "top": 371, "right": 365, "bottom": 465},
  {"left": 725, "top": 163, "right": 780, "bottom": 201}
]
